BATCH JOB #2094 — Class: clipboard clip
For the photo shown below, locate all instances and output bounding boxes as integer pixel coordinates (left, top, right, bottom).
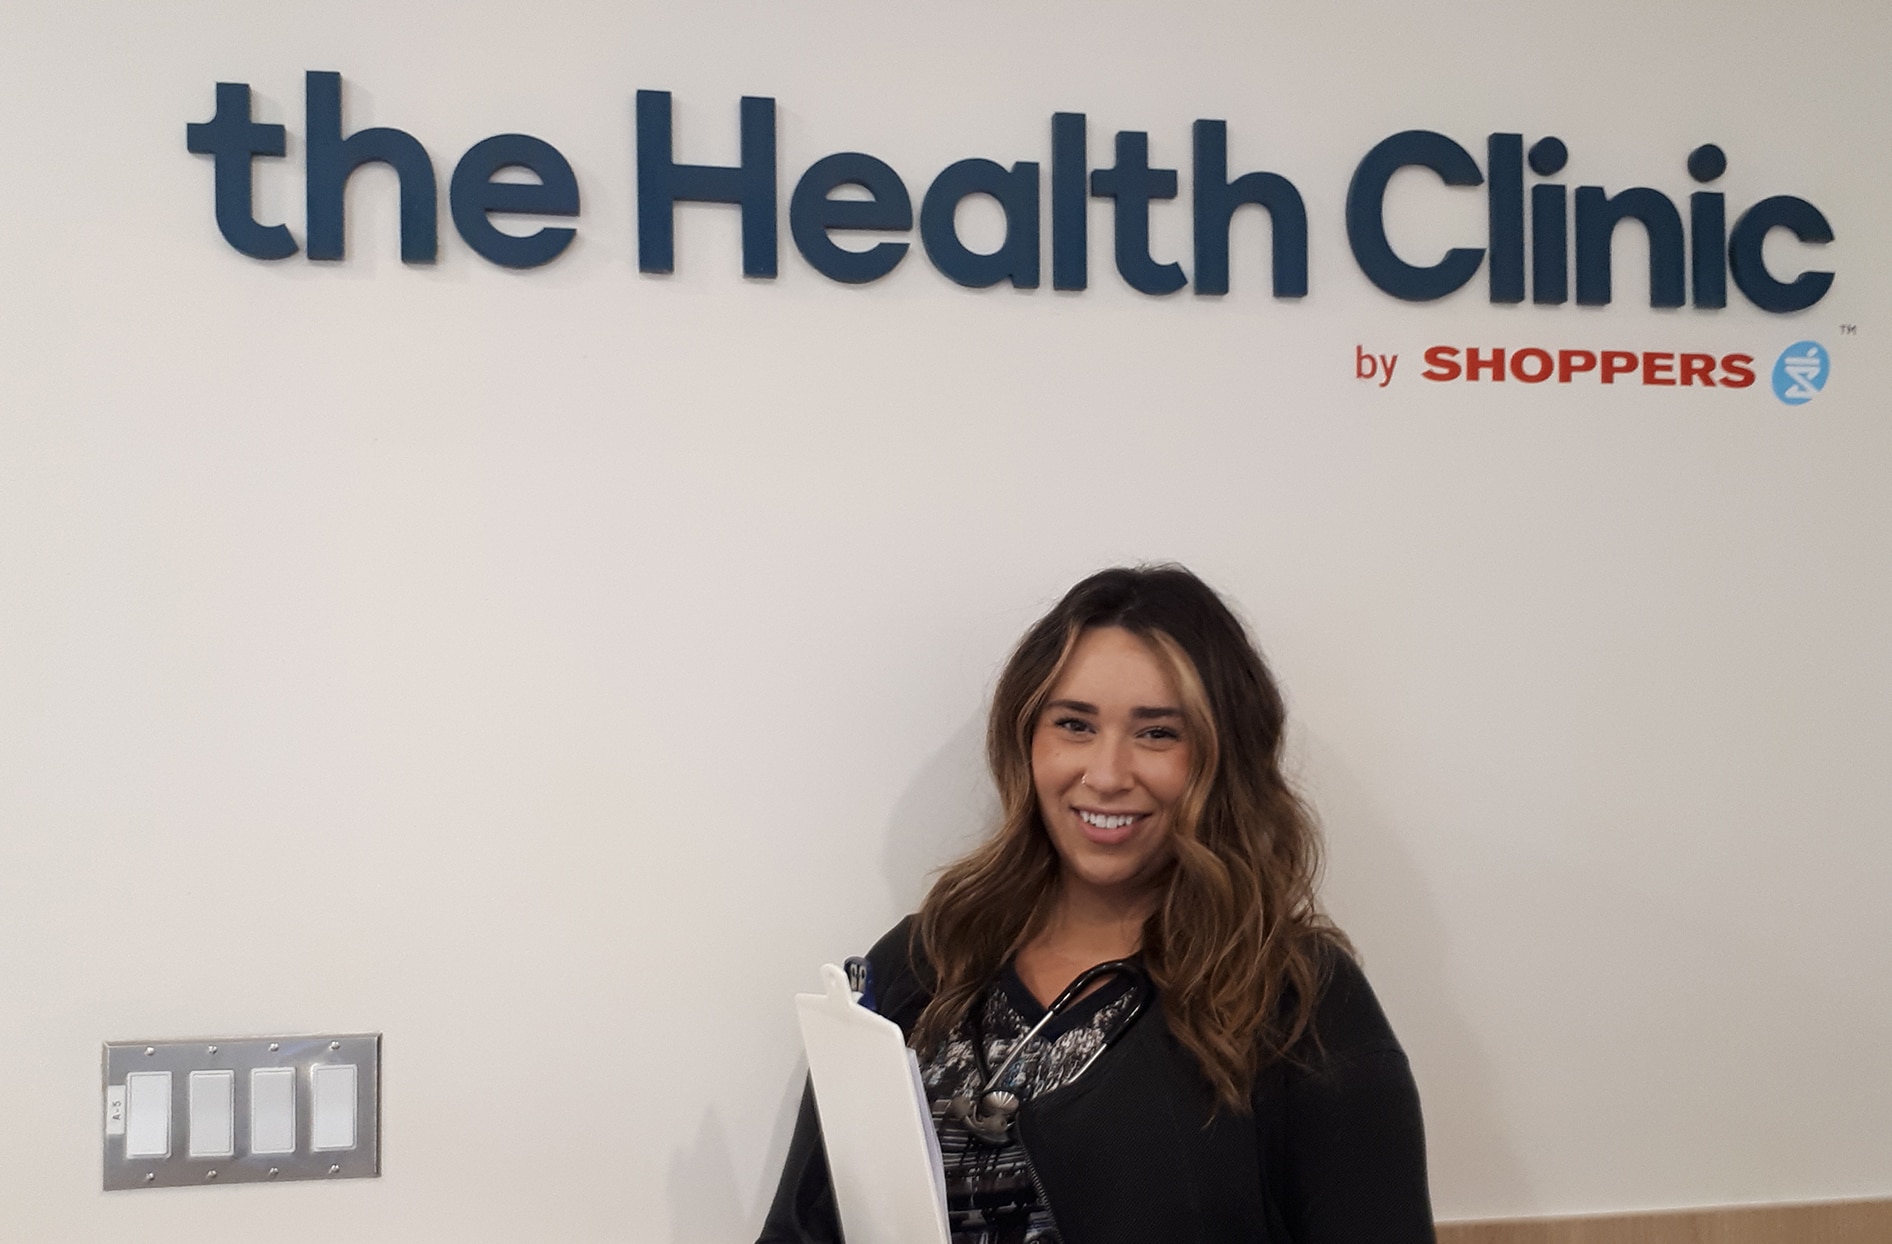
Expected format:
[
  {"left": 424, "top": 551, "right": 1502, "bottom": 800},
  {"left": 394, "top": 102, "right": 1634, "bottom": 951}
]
[{"left": 843, "top": 955, "right": 877, "bottom": 1012}]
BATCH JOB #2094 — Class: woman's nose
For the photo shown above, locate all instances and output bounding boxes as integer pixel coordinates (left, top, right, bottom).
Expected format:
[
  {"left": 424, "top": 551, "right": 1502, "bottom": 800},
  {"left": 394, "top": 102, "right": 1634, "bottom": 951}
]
[{"left": 1082, "top": 740, "right": 1134, "bottom": 794}]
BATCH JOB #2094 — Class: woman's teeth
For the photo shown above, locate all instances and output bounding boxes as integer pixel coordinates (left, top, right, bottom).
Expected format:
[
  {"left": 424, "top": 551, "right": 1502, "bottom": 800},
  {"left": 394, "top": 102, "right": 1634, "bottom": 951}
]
[{"left": 1078, "top": 811, "right": 1139, "bottom": 830}]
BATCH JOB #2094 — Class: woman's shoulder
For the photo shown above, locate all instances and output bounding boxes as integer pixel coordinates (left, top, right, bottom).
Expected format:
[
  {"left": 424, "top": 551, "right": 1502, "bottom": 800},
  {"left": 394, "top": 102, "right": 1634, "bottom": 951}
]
[
  {"left": 863, "top": 915, "right": 935, "bottom": 1028},
  {"left": 1291, "top": 938, "right": 1406, "bottom": 1066},
  {"left": 863, "top": 915, "right": 920, "bottom": 976}
]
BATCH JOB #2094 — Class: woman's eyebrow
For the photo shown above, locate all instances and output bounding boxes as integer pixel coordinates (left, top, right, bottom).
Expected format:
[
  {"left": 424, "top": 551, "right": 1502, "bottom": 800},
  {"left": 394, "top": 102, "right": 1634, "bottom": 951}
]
[{"left": 1044, "top": 699, "right": 1182, "bottom": 720}]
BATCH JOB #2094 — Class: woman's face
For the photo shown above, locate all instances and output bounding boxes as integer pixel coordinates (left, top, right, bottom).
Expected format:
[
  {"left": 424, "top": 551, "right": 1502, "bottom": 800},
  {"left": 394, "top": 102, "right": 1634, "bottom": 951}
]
[{"left": 1031, "top": 626, "right": 1194, "bottom": 906}]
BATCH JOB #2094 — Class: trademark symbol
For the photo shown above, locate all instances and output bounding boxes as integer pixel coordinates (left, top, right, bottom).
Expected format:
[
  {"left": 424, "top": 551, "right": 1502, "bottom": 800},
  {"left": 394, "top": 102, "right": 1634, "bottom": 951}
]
[{"left": 1840, "top": 324, "right": 1857, "bottom": 335}]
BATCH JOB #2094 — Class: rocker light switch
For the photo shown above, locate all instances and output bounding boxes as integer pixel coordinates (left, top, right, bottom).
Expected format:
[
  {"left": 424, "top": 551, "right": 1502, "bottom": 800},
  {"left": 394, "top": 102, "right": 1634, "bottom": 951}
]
[
  {"left": 249, "top": 1067, "right": 296, "bottom": 1155},
  {"left": 124, "top": 1072, "right": 171, "bottom": 1159},
  {"left": 187, "top": 1071, "right": 235, "bottom": 1159},
  {"left": 310, "top": 1064, "right": 358, "bottom": 1151}
]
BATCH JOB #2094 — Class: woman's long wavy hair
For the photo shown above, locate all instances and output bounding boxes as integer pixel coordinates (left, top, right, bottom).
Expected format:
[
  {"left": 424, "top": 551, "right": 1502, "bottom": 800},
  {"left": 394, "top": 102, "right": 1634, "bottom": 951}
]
[{"left": 912, "top": 565, "right": 1348, "bottom": 1109}]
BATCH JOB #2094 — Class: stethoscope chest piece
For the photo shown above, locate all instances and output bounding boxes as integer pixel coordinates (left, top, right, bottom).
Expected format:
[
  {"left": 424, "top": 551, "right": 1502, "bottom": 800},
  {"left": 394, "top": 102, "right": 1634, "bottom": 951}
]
[{"left": 945, "top": 1085, "right": 1020, "bottom": 1144}]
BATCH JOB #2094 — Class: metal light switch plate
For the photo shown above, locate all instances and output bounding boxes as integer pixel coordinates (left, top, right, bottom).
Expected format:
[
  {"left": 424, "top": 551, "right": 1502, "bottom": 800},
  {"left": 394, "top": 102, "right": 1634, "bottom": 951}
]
[{"left": 102, "top": 1033, "right": 380, "bottom": 1190}]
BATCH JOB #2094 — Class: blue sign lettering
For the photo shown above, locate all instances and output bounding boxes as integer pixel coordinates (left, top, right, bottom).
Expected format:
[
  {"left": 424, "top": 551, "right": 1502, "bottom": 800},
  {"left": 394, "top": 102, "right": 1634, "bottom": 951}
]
[{"left": 183, "top": 77, "right": 1837, "bottom": 314}]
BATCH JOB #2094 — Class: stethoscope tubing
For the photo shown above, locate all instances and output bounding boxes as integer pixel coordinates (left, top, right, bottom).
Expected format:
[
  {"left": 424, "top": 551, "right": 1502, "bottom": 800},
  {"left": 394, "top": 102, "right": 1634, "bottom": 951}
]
[{"left": 950, "top": 958, "right": 1147, "bottom": 1144}]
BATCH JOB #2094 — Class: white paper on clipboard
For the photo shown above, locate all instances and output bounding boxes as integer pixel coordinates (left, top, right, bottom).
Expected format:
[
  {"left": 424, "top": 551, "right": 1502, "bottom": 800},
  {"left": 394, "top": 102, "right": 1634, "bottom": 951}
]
[{"left": 796, "top": 963, "right": 951, "bottom": 1244}]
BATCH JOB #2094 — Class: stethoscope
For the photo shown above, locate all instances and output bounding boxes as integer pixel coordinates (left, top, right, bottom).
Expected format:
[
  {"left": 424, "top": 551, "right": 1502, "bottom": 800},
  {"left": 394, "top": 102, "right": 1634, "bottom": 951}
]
[{"left": 945, "top": 959, "right": 1148, "bottom": 1145}]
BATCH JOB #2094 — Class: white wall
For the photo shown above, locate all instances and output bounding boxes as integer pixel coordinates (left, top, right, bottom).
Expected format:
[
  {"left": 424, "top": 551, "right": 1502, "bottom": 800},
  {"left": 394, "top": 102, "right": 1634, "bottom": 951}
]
[{"left": 3, "top": 1, "right": 1889, "bottom": 1239}]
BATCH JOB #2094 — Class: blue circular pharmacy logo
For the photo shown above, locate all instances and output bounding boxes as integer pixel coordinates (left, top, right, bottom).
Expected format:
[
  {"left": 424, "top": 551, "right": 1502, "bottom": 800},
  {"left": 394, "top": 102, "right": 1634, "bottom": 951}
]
[{"left": 1771, "top": 340, "right": 1830, "bottom": 405}]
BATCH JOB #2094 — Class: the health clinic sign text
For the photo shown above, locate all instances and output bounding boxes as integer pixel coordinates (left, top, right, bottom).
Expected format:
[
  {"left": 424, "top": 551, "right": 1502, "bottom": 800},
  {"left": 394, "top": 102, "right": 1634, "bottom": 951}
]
[{"left": 186, "top": 72, "right": 1835, "bottom": 314}]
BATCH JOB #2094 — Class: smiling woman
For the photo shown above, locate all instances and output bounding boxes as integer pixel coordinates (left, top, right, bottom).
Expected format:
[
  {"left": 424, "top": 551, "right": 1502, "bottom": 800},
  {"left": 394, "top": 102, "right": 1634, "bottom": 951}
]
[{"left": 761, "top": 566, "right": 1436, "bottom": 1244}]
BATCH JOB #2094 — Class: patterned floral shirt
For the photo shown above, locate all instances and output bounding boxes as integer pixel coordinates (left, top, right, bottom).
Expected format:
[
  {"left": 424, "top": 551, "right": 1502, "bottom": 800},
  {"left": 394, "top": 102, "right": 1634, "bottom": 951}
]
[{"left": 919, "top": 964, "right": 1139, "bottom": 1244}]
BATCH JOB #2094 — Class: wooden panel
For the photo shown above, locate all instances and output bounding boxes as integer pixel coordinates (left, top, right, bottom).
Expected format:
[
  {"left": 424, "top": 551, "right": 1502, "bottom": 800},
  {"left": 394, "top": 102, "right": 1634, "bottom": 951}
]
[{"left": 1436, "top": 1198, "right": 1892, "bottom": 1244}]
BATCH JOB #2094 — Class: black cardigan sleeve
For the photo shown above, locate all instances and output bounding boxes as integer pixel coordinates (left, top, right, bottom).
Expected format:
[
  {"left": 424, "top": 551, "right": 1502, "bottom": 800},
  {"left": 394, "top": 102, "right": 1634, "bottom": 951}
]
[
  {"left": 1272, "top": 954, "right": 1437, "bottom": 1243},
  {"left": 758, "top": 1078, "right": 843, "bottom": 1244}
]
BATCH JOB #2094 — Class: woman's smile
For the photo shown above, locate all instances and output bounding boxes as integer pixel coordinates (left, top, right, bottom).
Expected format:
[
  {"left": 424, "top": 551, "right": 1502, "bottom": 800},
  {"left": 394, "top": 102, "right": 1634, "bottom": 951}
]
[{"left": 1072, "top": 808, "right": 1150, "bottom": 842}]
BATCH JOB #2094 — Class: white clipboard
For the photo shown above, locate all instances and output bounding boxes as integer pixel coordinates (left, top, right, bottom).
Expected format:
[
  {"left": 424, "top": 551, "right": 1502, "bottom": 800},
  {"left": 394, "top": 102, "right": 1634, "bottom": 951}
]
[{"left": 796, "top": 963, "right": 951, "bottom": 1244}]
